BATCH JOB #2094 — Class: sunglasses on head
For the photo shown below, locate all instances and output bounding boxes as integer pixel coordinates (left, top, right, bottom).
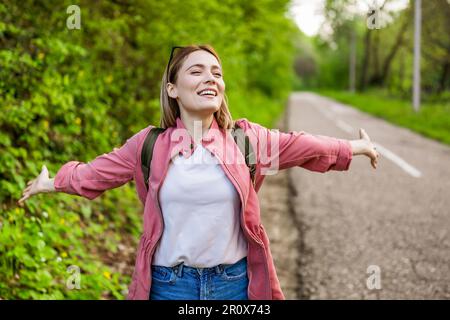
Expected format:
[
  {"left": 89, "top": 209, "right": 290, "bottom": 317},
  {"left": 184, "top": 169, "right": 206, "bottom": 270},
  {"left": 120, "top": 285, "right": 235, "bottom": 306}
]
[{"left": 166, "top": 46, "right": 184, "bottom": 83}]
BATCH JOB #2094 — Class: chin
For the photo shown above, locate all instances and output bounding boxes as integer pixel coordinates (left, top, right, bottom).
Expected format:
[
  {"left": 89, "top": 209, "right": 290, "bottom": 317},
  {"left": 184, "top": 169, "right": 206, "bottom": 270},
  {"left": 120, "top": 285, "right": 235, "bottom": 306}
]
[
  {"left": 202, "top": 105, "right": 220, "bottom": 114},
  {"left": 199, "top": 102, "right": 220, "bottom": 111}
]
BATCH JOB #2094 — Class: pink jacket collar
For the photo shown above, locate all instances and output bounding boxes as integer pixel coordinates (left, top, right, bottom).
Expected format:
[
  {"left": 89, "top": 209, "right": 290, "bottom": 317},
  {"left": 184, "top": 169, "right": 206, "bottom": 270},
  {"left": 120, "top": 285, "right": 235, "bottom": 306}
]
[
  {"left": 173, "top": 115, "right": 220, "bottom": 158},
  {"left": 175, "top": 115, "right": 218, "bottom": 140}
]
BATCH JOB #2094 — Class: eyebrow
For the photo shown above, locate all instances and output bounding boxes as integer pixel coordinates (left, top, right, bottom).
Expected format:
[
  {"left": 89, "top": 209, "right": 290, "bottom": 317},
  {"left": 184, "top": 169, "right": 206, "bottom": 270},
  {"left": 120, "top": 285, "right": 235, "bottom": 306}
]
[{"left": 186, "top": 63, "right": 222, "bottom": 71}]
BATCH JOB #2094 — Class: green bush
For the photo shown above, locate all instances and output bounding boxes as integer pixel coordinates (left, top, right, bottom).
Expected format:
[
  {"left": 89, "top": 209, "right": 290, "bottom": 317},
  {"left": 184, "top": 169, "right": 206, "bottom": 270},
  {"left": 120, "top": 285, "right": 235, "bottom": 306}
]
[{"left": 0, "top": 0, "right": 299, "bottom": 299}]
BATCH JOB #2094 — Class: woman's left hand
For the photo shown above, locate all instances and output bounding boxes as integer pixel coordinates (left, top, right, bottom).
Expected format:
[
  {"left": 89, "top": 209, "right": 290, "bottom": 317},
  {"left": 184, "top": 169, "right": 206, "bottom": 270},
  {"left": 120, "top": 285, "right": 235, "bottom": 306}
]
[{"left": 350, "top": 129, "right": 380, "bottom": 169}]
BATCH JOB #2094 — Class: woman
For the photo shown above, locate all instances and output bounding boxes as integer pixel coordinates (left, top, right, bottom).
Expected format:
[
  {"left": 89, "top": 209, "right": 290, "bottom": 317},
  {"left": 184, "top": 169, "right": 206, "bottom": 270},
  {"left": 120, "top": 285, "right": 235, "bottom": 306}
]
[{"left": 18, "top": 45, "right": 379, "bottom": 300}]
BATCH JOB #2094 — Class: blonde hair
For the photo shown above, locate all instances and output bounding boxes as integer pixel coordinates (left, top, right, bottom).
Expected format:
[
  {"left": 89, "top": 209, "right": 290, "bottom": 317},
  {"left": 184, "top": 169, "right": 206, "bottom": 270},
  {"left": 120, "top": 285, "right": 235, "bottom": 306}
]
[{"left": 159, "top": 45, "right": 234, "bottom": 129}]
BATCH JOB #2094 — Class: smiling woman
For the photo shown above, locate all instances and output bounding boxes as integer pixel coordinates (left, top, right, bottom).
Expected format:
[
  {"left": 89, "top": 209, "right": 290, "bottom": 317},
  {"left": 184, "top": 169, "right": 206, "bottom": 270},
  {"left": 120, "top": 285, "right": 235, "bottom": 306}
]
[{"left": 18, "top": 44, "right": 379, "bottom": 301}]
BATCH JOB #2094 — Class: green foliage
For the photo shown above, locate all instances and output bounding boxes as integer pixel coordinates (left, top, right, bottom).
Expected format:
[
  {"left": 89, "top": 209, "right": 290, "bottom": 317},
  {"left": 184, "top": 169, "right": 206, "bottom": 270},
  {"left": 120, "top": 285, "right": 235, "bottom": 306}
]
[
  {"left": 0, "top": 186, "right": 142, "bottom": 299},
  {"left": 0, "top": 0, "right": 298, "bottom": 299},
  {"left": 294, "top": 0, "right": 450, "bottom": 98}
]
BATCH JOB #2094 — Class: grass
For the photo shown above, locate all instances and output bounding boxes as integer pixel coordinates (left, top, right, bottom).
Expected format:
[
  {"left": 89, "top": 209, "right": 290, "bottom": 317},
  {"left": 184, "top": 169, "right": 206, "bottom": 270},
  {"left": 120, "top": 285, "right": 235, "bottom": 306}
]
[{"left": 314, "top": 89, "right": 450, "bottom": 146}]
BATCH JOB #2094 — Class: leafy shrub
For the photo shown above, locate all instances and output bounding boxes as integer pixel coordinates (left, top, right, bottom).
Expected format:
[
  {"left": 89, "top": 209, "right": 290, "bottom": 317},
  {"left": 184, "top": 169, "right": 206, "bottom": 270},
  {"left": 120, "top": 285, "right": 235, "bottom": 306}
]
[{"left": 0, "top": 0, "right": 298, "bottom": 299}]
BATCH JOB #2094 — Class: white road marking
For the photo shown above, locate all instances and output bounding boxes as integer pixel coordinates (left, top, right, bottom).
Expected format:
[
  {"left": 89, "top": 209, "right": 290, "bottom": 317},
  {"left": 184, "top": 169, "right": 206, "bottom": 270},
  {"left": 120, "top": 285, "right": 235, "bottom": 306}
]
[
  {"left": 336, "top": 120, "right": 353, "bottom": 134},
  {"left": 371, "top": 142, "right": 422, "bottom": 178}
]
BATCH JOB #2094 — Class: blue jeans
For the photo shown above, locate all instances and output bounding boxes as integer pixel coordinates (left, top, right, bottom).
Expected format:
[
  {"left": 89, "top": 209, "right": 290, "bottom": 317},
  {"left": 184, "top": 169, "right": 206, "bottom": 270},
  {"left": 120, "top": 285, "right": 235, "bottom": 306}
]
[{"left": 149, "top": 257, "right": 249, "bottom": 300}]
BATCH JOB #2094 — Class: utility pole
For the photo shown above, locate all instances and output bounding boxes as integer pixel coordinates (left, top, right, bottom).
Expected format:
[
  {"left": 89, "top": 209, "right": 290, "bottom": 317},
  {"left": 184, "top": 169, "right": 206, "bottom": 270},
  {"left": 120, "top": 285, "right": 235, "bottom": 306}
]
[{"left": 413, "top": 0, "right": 421, "bottom": 112}]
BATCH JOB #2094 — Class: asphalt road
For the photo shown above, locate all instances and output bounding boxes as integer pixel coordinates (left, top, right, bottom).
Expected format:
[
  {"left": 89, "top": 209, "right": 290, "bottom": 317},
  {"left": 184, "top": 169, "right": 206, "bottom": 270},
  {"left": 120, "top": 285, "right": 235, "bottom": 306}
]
[{"left": 259, "top": 92, "right": 450, "bottom": 299}]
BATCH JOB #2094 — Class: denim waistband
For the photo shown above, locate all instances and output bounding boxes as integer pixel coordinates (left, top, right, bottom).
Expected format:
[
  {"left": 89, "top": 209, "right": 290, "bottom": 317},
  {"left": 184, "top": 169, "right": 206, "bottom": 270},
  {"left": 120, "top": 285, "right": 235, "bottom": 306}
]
[{"left": 157, "top": 257, "right": 247, "bottom": 278}]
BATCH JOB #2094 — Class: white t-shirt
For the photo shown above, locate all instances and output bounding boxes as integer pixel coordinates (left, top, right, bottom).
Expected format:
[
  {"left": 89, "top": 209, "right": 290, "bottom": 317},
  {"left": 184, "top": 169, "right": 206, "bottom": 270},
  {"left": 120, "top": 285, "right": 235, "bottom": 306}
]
[{"left": 152, "top": 143, "right": 248, "bottom": 268}]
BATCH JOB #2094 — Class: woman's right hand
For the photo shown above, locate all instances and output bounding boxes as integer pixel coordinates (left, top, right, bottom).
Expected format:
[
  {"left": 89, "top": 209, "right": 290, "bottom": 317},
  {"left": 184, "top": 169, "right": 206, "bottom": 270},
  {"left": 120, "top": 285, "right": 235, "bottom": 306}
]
[{"left": 18, "top": 165, "right": 56, "bottom": 206}]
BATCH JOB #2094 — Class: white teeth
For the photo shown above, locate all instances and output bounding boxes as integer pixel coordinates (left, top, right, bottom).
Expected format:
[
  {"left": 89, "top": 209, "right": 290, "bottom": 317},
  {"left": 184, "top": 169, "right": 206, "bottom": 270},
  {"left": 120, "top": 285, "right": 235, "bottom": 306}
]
[{"left": 198, "top": 90, "right": 216, "bottom": 96}]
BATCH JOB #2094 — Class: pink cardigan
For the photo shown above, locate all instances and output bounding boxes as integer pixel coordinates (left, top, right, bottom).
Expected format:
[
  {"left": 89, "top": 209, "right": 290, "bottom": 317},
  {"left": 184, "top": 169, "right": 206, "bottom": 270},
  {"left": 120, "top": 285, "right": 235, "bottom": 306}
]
[{"left": 54, "top": 116, "right": 353, "bottom": 299}]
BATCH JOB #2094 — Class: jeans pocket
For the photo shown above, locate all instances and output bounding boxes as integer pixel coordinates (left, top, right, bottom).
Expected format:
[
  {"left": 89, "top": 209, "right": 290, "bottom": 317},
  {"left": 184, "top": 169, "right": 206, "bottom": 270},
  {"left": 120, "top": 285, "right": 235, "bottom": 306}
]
[
  {"left": 220, "top": 260, "right": 248, "bottom": 281},
  {"left": 151, "top": 266, "right": 176, "bottom": 284}
]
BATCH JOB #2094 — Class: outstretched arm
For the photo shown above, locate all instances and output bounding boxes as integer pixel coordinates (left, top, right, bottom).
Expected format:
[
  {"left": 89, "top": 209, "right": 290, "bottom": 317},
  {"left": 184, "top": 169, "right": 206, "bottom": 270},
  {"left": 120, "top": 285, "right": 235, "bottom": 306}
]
[
  {"left": 18, "top": 141, "right": 135, "bottom": 205},
  {"left": 17, "top": 126, "right": 151, "bottom": 205},
  {"left": 237, "top": 119, "right": 379, "bottom": 174}
]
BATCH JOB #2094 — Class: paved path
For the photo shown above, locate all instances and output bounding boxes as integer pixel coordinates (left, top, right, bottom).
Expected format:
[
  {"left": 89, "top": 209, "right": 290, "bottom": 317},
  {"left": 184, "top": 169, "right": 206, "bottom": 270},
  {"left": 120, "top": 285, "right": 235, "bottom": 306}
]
[{"left": 259, "top": 92, "right": 450, "bottom": 299}]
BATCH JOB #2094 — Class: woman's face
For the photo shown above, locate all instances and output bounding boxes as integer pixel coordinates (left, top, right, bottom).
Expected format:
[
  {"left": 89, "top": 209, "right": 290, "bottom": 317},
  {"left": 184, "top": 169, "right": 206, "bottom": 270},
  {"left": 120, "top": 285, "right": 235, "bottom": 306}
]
[{"left": 167, "top": 50, "right": 225, "bottom": 116}]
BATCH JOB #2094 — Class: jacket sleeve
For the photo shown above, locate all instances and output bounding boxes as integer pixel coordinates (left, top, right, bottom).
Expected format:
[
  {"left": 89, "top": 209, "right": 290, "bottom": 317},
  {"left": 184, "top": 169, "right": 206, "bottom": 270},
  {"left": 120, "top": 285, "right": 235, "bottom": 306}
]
[
  {"left": 54, "top": 129, "right": 145, "bottom": 200},
  {"left": 245, "top": 120, "right": 353, "bottom": 173}
]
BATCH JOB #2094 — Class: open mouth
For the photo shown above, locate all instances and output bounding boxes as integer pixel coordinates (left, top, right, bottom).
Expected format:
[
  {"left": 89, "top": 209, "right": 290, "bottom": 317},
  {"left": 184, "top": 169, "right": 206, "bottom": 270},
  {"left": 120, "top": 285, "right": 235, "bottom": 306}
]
[{"left": 197, "top": 89, "right": 218, "bottom": 98}]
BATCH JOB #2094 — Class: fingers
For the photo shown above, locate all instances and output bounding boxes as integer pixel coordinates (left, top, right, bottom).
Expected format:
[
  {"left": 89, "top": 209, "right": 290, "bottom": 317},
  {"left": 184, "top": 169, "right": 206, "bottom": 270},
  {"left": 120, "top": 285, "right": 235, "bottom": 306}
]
[
  {"left": 18, "top": 177, "right": 40, "bottom": 206},
  {"left": 370, "top": 153, "right": 377, "bottom": 169},
  {"left": 18, "top": 194, "right": 29, "bottom": 206},
  {"left": 359, "top": 129, "right": 379, "bottom": 169},
  {"left": 371, "top": 158, "right": 377, "bottom": 169},
  {"left": 24, "top": 179, "right": 35, "bottom": 192},
  {"left": 371, "top": 149, "right": 380, "bottom": 169},
  {"left": 18, "top": 183, "right": 34, "bottom": 206}
]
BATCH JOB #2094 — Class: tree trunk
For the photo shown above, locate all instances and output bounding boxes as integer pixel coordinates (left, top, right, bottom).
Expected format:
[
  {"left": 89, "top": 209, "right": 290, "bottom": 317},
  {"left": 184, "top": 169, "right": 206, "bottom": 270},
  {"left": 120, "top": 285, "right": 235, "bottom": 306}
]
[
  {"left": 359, "top": 30, "right": 371, "bottom": 91},
  {"left": 379, "top": 18, "right": 410, "bottom": 85},
  {"left": 438, "top": 61, "right": 450, "bottom": 93}
]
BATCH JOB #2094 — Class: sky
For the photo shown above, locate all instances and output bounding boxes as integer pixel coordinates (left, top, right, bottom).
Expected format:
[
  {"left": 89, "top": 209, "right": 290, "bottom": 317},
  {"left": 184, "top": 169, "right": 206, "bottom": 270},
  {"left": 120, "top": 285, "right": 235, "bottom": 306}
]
[{"left": 288, "top": 0, "right": 410, "bottom": 37}]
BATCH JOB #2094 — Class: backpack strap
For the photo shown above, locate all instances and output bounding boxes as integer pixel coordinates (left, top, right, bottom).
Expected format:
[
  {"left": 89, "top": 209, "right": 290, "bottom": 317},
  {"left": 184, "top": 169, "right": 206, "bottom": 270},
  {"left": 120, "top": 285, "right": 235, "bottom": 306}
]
[
  {"left": 141, "top": 123, "right": 257, "bottom": 192},
  {"left": 231, "top": 122, "right": 257, "bottom": 188},
  {"left": 141, "top": 127, "right": 166, "bottom": 191}
]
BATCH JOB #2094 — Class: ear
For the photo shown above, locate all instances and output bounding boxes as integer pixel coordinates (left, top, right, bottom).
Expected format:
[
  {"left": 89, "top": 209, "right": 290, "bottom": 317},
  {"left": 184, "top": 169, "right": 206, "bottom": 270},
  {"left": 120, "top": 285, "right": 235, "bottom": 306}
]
[{"left": 167, "top": 82, "right": 178, "bottom": 99}]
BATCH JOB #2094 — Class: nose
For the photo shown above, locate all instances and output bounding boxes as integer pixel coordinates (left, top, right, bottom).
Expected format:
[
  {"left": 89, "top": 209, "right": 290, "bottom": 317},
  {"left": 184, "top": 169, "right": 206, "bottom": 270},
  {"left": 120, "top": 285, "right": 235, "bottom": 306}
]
[{"left": 203, "top": 70, "right": 217, "bottom": 84}]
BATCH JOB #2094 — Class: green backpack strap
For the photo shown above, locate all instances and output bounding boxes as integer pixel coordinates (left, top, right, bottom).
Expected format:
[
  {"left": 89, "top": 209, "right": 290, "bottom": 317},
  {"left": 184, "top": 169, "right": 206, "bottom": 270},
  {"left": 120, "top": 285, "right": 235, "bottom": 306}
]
[
  {"left": 141, "top": 127, "right": 166, "bottom": 191},
  {"left": 231, "top": 122, "right": 257, "bottom": 188}
]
